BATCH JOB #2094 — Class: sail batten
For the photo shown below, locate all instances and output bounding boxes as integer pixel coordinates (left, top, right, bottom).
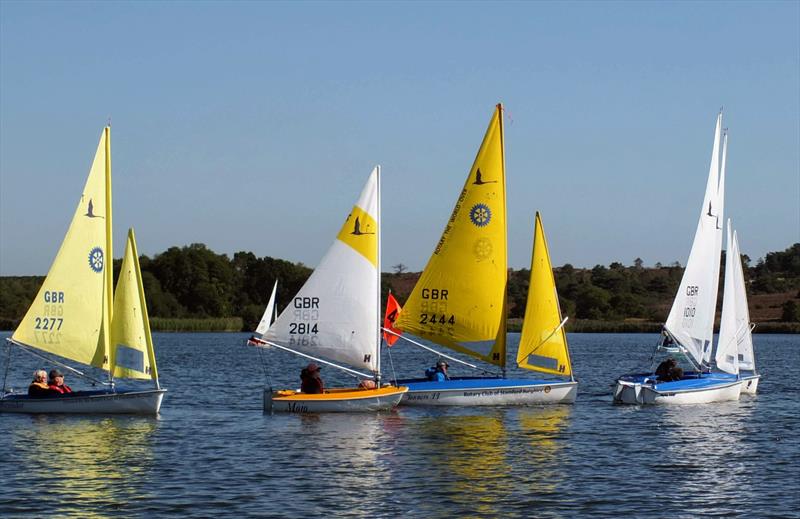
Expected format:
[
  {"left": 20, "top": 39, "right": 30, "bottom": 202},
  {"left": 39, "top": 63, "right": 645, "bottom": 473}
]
[
  {"left": 12, "top": 129, "right": 112, "bottom": 370},
  {"left": 395, "top": 105, "right": 508, "bottom": 367},
  {"left": 517, "top": 213, "right": 572, "bottom": 376},
  {"left": 664, "top": 115, "right": 726, "bottom": 366},
  {"left": 263, "top": 169, "right": 381, "bottom": 373}
]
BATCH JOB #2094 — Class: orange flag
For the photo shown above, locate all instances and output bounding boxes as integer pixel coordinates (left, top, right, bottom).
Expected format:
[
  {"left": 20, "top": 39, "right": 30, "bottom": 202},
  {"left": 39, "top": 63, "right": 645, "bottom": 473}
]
[{"left": 383, "top": 293, "right": 402, "bottom": 346}]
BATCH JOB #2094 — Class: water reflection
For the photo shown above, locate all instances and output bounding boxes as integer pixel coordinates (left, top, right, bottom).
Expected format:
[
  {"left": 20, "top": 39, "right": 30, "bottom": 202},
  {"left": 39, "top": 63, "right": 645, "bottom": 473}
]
[
  {"left": 9, "top": 416, "right": 157, "bottom": 516},
  {"left": 656, "top": 402, "right": 756, "bottom": 514}
]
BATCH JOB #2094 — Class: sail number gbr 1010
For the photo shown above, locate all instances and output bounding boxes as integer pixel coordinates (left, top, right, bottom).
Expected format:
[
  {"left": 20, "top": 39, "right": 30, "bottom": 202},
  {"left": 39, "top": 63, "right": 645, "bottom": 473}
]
[{"left": 419, "top": 288, "right": 455, "bottom": 326}]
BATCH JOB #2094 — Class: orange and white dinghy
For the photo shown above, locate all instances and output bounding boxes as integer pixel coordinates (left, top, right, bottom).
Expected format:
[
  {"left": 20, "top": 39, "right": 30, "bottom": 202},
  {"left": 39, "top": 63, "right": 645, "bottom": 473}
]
[{"left": 248, "top": 166, "right": 407, "bottom": 413}]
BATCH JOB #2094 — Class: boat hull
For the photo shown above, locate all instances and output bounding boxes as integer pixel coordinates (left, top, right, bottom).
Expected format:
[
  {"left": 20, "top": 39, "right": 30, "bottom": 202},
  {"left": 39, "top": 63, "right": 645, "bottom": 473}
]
[
  {"left": 264, "top": 386, "right": 408, "bottom": 413},
  {"left": 395, "top": 377, "right": 577, "bottom": 406},
  {"left": 0, "top": 389, "right": 166, "bottom": 415},
  {"left": 613, "top": 373, "right": 741, "bottom": 405},
  {"left": 739, "top": 374, "right": 760, "bottom": 395}
]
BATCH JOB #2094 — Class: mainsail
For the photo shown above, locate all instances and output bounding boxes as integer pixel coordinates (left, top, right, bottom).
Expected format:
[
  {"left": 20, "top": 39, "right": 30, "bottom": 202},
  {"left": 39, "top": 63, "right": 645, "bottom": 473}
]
[
  {"left": 717, "top": 222, "right": 753, "bottom": 373},
  {"left": 664, "top": 115, "right": 726, "bottom": 367},
  {"left": 395, "top": 105, "right": 507, "bottom": 367},
  {"left": 110, "top": 229, "right": 159, "bottom": 382},
  {"left": 517, "top": 213, "right": 572, "bottom": 377},
  {"left": 263, "top": 168, "right": 380, "bottom": 373},
  {"left": 12, "top": 127, "right": 113, "bottom": 370}
]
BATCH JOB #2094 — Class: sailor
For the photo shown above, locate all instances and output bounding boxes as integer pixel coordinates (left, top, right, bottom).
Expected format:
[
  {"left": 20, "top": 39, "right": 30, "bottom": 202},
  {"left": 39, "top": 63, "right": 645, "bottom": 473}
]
[
  {"left": 300, "top": 363, "right": 324, "bottom": 394},
  {"left": 28, "top": 369, "right": 55, "bottom": 398},
  {"left": 48, "top": 369, "right": 72, "bottom": 394},
  {"left": 655, "top": 358, "right": 677, "bottom": 381},
  {"left": 425, "top": 360, "right": 450, "bottom": 382}
]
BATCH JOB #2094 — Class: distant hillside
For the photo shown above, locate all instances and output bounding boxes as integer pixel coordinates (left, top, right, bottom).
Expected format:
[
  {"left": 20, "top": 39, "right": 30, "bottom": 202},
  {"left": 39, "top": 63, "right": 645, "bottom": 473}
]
[{"left": 2, "top": 242, "right": 798, "bottom": 332}]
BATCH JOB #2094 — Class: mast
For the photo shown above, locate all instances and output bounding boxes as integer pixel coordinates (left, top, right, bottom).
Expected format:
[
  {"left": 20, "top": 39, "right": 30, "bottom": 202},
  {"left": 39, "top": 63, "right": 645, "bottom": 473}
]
[
  {"left": 104, "top": 126, "right": 114, "bottom": 384},
  {"left": 498, "top": 103, "right": 508, "bottom": 378},
  {"left": 375, "top": 165, "right": 382, "bottom": 385}
]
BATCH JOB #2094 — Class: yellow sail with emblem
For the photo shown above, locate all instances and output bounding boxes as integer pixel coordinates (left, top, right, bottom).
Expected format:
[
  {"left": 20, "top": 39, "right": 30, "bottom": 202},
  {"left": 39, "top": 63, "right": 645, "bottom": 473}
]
[
  {"left": 110, "top": 229, "right": 159, "bottom": 383},
  {"left": 517, "top": 213, "right": 572, "bottom": 377},
  {"left": 11, "top": 127, "right": 113, "bottom": 370},
  {"left": 396, "top": 105, "right": 507, "bottom": 367}
]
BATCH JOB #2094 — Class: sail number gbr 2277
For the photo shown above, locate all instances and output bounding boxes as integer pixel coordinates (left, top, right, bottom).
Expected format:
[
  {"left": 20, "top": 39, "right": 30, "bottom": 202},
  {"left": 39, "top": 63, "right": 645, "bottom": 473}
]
[{"left": 419, "top": 288, "right": 455, "bottom": 326}]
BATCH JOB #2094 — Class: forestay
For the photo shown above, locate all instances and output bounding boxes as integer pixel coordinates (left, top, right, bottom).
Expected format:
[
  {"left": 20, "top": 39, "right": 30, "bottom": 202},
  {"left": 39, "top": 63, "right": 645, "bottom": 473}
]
[
  {"left": 517, "top": 213, "right": 572, "bottom": 377},
  {"left": 395, "top": 105, "right": 507, "bottom": 367},
  {"left": 110, "top": 229, "right": 159, "bottom": 382},
  {"left": 664, "top": 115, "right": 726, "bottom": 367},
  {"left": 263, "top": 169, "right": 380, "bottom": 373},
  {"left": 718, "top": 222, "right": 754, "bottom": 372},
  {"left": 12, "top": 128, "right": 112, "bottom": 370}
]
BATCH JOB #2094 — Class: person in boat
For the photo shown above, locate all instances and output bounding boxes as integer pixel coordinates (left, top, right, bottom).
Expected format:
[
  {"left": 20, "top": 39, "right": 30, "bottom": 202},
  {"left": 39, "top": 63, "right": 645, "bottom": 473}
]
[
  {"left": 300, "top": 363, "right": 324, "bottom": 394},
  {"left": 425, "top": 360, "right": 450, "bottom": 382},
  {"left": 655, "top": 358, "right": 677, "bottom": 381},
  {"left": 48, "top": 369, "right": 72, "bottom": 394},
  {"left": 28, "top": 369, "right": 57, "bottom": 398}
]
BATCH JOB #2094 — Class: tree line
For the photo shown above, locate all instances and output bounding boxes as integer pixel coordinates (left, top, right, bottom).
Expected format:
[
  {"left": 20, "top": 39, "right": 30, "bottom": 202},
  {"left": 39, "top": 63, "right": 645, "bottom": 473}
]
[{"left": 1, "top": 242, "right": 798, "bottom": 331}]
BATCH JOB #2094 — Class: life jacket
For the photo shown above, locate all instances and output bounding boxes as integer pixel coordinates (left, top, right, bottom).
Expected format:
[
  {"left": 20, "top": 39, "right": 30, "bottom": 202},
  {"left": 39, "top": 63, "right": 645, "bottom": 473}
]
[
  {"left": 28, "top": 381, "right": 52, "bottom": 397},
  {"left": 49, "top": 383, "right": 72, "bottom": 394}
]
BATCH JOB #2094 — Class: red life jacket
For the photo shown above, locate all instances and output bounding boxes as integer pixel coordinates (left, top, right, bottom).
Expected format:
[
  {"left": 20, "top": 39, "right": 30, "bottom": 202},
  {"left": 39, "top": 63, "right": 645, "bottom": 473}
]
[{"left": 49, "top": 383, "right": 72, "bottom": 394}]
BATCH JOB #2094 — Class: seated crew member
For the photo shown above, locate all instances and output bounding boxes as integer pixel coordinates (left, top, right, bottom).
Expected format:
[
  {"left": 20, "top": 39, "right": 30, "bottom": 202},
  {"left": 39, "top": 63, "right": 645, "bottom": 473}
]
[
  {"left": 28, "top": 369, "right": 56, "bottom": 397},
  {"left": 300, "top": 363, "right": 324, "bottom": 394},
  {"left": 48, "top": 369, "right": 72, "bottom": 394},
  {"left": 425, "top": 360, "right": 450, "bottom": 382},
  {"left": 655, "top": 358, "right": 677, "bottom": 381}
]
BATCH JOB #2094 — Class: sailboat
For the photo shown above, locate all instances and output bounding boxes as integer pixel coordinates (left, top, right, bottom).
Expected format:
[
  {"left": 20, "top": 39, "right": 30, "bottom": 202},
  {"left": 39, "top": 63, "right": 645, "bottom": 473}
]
[
  {"left": 1, "top": 127, "right": 165, "bottom": 414},
  {"left": 248, "top": 167, "right": 408, "bottom": 412},
  {"left": 391, "top": 105, "right": 576, "bottom": 405},
  {"left": 613, "top": 113, "right": 741, "bottom": 405},
  {"left": 718, "top": 222, "right": 759, "bottom": 394}
]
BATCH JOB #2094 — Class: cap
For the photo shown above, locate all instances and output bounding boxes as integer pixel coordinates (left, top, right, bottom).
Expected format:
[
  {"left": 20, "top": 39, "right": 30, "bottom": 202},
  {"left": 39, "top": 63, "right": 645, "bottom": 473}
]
[
  {"left": 436, "top": 360, "right": 449, "bottom": 368},
  {"left": 306, "top": 363, "right": 321, "bottom": 372},
  {"left": 49, "top": 369, "right": 64, "bottom": 378}
]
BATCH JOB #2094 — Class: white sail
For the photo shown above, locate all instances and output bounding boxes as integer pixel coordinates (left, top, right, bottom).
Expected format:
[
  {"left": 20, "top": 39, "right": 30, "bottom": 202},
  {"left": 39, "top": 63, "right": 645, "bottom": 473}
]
[
  {"left": 263, "top": 168, "right": 380, "bottom": 373},
  {"left": 255, "top": 281, "right": 278, "bottom": 336},
  {"left": 664, "top": 114, "right": 725, "bottom": 366},
  {"left": 718, "top": 224, "right": 754, "bottom": 371},
  {"left": 716, "top": 221, "right": 740, "bottom": 375}
]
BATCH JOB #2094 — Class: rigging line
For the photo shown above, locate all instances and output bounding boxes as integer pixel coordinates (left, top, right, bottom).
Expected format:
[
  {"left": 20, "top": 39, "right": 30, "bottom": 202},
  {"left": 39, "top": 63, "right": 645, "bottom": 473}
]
[
  {"left": 2, "top": 340, "right": 12, "bottom": 394},
  {"left": 381, "top": 328, "right": 500, "bottom": 377},
  {"left": 8, "top": 339, "right": 111, "bottom": 387},
  {"left": 523, "top": 317, "right": 568, "bottom": 357},
  {"left": 385, "top": 341, "right": 398, "bottom": 385}
]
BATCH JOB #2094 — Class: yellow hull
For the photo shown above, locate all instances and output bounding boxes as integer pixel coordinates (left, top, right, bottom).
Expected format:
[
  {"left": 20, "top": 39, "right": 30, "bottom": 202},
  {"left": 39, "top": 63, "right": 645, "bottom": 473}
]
[{"left": 264, "top": 386, "right": 408, "bottom": 413}]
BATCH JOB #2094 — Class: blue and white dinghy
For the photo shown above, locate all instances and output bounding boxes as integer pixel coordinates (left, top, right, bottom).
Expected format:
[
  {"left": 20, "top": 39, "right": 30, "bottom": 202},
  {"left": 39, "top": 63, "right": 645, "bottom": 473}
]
[{"left": 614, "top": 113, "right": 741, "bottom": 405}]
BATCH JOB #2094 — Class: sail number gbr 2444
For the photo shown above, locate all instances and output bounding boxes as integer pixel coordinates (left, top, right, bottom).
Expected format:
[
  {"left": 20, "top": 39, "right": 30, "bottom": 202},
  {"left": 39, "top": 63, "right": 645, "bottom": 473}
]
[{"left": 419, "top": 288, "right": 455, "bottom": 326}]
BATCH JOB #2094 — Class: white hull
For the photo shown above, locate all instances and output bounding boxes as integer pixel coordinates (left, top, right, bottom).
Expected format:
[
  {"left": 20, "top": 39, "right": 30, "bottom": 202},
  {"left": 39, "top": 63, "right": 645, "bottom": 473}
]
[
  {"left": 0, "top": 389, "right": 166, "bottom": 415},
  {"left": 401, "top": 381, "right": 578, "bottom": 406},
  {"left": 613, "top": 380, "right": 740, "bottom": 405},
  {"left": 740, "top": 374, "right": 760, "bottom": 395},
  {"left": 264, "top": 386, "right": 407, "bottom": 413}
]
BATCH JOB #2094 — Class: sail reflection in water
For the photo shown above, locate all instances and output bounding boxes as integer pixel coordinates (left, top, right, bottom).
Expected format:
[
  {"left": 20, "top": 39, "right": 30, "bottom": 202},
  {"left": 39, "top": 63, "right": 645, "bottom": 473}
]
[
  {"left": 399, "top": 407, "right": 572, "bottom": 516},
  {"left": 6, "top": 417, "right": 157, "bottom": 514}
]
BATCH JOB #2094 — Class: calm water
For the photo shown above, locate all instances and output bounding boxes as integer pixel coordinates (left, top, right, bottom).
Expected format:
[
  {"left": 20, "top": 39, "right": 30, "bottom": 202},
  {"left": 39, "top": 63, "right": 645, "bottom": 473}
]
[{"left": 0, "top": 332, "right": 798, "bottom": 518}]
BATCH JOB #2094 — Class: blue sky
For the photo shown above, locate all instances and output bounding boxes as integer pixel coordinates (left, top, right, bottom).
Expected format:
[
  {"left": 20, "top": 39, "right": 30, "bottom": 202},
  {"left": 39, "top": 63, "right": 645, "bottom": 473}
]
[{"left": 1, "top": 1, "right": 798, "bottom": 275}]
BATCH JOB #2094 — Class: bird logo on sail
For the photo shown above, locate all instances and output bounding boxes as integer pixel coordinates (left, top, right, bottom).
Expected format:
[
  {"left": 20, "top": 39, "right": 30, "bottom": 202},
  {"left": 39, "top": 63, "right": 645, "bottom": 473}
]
[
  {"left": 472, "top": 169, "right": 497, "bottom": 185},
  {"left": 88, "top": 247, "right": 104, "bottom": 273},
  {"left": 469, "top": 203, "right": 491, "bottom": 227},
  {"left": 84, "top": 198, "right": 104, "bottom": 219},
  {"left": 350, "top": 216, "right": 375, "bottom": 236}
]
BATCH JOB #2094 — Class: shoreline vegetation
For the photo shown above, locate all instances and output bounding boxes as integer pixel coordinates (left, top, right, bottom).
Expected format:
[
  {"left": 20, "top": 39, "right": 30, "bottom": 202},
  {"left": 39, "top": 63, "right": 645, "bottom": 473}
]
[{"left": 2, "top": 242, "right": 798, "bottom": 334}]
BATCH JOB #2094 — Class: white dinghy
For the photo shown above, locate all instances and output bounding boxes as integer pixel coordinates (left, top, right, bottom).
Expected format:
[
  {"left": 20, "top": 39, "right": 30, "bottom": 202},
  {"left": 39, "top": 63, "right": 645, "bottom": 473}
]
[
  {"left": 718, "top": 222, "right": 760, "bottom": 394},
  {"left": 1, "top": 128, "right": 165, "bottom": 415},
  {"left": 614, "top": 113, "right": 741, "bottom": 405},
  {"left": 248, "top": 167, "right": 407, "bottom": 412}
]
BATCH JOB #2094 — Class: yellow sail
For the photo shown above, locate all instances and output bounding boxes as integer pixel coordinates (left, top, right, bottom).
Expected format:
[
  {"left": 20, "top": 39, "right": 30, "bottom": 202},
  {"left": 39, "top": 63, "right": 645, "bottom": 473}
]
[
  {"left": 110, "top": 229, "right": 159, "bottom": 382},
  {"left": 12, "top": 128, "right": 112, "bottom": 370},
  {"left": 396, "top": 105, "right": 507, "bottom": 367},
  {"left": 516, "top": 213, "right": 572, "bottom": 376}
]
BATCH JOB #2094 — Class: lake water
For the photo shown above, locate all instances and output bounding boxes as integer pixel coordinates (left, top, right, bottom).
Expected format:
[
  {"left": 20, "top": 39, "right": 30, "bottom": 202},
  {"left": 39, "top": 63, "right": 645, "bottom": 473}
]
[{"left": 0, "top": 332, "right": 798, "bottom": 517}]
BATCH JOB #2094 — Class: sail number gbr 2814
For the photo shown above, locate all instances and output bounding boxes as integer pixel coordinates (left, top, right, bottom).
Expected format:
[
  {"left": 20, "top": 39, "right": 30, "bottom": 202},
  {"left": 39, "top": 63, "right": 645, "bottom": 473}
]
[{"left": 419, "top": 288, "right": 455, "bottom": 326}]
